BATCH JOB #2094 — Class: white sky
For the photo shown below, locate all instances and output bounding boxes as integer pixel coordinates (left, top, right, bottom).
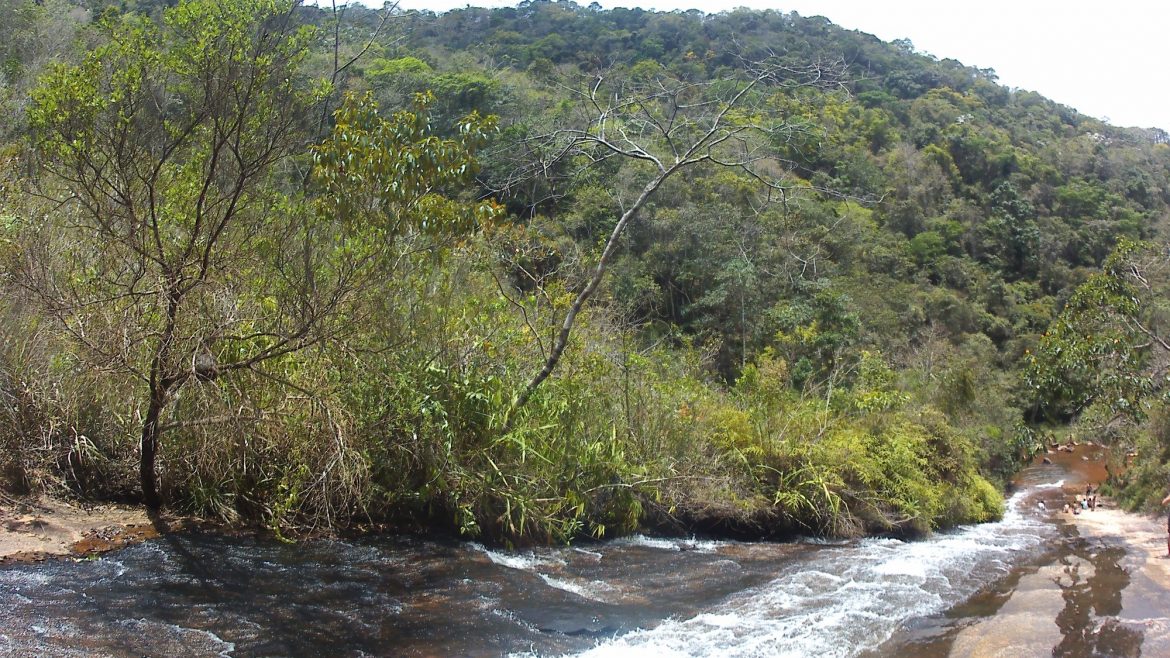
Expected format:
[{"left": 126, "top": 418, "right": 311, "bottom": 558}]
[{"left": 386, "top": 0, "right": 1170, "bottom": 131}]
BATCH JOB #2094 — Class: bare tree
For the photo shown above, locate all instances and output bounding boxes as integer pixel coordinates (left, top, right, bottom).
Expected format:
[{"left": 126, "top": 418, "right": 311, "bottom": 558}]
[{"left": 502, "top": 58, "right": 840, "bottom": 412}]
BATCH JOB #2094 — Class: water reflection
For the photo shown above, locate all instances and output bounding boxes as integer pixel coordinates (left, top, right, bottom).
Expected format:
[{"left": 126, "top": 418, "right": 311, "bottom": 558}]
[{"left": 1051, "top": 526, "right": 1142, "bottom": 658}]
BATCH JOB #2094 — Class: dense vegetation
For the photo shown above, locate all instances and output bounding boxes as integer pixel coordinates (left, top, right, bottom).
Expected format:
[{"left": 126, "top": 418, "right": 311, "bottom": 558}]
[{"left": 2, "top": 0, "right": 1169, "bottom": 544}]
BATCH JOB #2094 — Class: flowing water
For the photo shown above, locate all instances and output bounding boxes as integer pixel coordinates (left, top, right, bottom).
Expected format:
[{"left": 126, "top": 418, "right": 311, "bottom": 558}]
[{"left": 1, "top": 457, "right": 1165, "bottom": 657}]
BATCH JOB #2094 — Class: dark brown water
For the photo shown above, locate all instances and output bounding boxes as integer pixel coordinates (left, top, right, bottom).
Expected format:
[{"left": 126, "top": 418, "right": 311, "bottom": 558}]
[{"left": 1, "top": 453, "right": 1163, "bottom": 657}]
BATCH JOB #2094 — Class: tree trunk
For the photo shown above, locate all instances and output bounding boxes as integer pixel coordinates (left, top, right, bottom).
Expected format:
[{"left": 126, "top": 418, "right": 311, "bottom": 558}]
[
  {"left": 141, "top": 283, "right": 182, "bottom": 510},
  {"left": 140, "top": 389, "right": 165, "bottom": 510}
]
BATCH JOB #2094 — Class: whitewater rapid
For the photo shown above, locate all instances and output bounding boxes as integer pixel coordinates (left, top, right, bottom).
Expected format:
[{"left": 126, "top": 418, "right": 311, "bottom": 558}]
[
  {"left": 556, "top": 491, "right": 1054, "bottom": 657},
  {"left": 0, "top": 477, "right": 1069, "bottom": 657}
]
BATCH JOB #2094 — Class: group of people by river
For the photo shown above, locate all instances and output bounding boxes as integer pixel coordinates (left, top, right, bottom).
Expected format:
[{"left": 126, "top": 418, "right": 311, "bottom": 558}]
[{"left": 1063, "top": 484, "right": 1099, "bottom": 514}]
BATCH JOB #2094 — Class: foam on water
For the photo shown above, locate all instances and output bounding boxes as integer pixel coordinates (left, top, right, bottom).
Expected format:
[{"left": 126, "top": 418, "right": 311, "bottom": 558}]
[
  {"left": 572, "top": 490, "right": 1052, "bottom": 658},
  {"left": 611, "top": 535, "right": 725, "bottom": 553},
  {"left": 0, "top": 569, "right": 55, "bottom": 588},
  {"left": 472, "top": 543, "right": 623, "bottom": 602},
  {"left": 474, "top": 543, "right": 562, "bottom": 571},
  {"left": 537, "top": 574, "right": 617, "bottom": 602},
  {"left": 796, "top": 536, "right": 851, "bottom": 546},
  {"left": 872, "top": 554, "right": 929, "bottom": 579},
  {"left": 116, "top": 618, "right": 236, "bottom": 657}
]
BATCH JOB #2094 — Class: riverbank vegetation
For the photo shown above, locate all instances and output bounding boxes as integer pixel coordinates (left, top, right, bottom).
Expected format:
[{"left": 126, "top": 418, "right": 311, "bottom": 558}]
[{"left": 2, "top": 0, "right": 1168, "bottom": 545}]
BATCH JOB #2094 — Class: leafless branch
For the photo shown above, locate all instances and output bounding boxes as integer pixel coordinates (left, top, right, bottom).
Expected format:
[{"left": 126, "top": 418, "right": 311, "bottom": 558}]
[{"left": 505, "top": 55, "right": 844, "bottom": 414}]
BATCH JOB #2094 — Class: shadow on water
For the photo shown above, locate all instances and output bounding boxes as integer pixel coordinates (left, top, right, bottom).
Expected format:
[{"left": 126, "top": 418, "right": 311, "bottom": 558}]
[{"left": 137, "top": 507, "right": 397, "bottom": 656}]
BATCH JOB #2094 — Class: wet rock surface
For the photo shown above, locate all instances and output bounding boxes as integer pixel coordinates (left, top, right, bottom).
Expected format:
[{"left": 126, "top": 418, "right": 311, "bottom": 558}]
[{"left": 871, "top": 444, "right": 1170, "bottom": 658}]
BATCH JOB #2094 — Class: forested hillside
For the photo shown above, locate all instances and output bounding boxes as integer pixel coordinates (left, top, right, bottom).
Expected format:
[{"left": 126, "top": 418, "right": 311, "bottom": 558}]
[{"left": 3, "top": 0, "right": 1169, "bottom": 544}]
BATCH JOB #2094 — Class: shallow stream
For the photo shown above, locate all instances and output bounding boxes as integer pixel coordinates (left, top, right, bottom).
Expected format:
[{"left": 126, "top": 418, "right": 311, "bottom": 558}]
[{"left": 2, "top": 457, "right": 1165, "bottom": 657}]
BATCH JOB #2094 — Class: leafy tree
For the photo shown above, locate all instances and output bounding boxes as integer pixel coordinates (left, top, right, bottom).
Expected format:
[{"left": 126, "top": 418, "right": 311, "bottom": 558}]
[
  {"left": 312, "top": 91, "right": 498, "bottom": 240},
  {"left": 28, "top": 0, "right": 324, "bottom": 507},
  {"left": 1025, "top": 240, "right": 1169, "bottom": 424},
  {"left": 0, "top": 0, "right": 89, "bottom": 142},
  {"left": 367, "top": 55, "right": 502, "bottom": 129},
  {"left": 6, "top": 0, "right": 1170, "bottom": 540},
  {"left": 25, "top": 0, "right": 494, "bottom": 508},
  {"left": 771, "top": 281, "right": 861, "bottom": 390},
  {"left": 981, "top": 181, "right": 1040, "bottom": 278}
]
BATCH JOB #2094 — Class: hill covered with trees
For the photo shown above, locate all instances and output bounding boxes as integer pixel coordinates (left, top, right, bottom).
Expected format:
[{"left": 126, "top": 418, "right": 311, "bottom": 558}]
[{"left": 2, "top": 0, "right": 1169, "bottom": 544}]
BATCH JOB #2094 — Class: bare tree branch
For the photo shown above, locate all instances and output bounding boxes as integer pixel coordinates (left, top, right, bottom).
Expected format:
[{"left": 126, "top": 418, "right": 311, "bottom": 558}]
[{"left": 505, "top": 56, "right": 844, "bottom": 415}]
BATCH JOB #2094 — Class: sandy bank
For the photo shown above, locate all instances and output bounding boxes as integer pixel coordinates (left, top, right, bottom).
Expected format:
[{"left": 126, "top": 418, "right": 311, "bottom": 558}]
[{"left": 0, "top": 497, "right": 159, "bottom": 563}]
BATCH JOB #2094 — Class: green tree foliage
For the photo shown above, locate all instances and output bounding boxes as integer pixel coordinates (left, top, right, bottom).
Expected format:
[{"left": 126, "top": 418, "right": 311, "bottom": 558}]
[
  {"left": 28, "top": 0, "right": 325, "bottom": 507},
  {"left": 24, "top": 0, "right": 493, "bottom": 508},
  {"left": 365, "top": 54, "right": 504, "bottom": 132},
  {"left": 771, "top": 282, "right": 861, "bottom": 390},
  {"left": 313, "top": 90, "right": 499, "bottom": 238},
  {"left": 503, "top": 55, "right": 834, "bottom": 410},
  {"left": 1026, "top": 241, "right": 1167, "bottom": 424},
  {"left": 0, "top": 0, "right": 89, "bottom": 141},
  {"left": 6, "top": 0, "right": 1170, "bottom": 542},
  {"left": 1030, "top": 242, "right": 1170, "bottom": 513}
]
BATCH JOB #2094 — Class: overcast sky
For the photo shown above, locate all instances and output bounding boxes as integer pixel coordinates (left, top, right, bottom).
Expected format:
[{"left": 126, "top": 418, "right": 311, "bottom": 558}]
[{"left": 386, "top": 0, "right": 1170, "bottom": 131}]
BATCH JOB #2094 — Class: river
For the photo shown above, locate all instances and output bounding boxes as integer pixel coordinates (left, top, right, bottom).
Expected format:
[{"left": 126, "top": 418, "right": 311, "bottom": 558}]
[{"left": 0, "top": 457, "right": 1161, "bottom": 657}]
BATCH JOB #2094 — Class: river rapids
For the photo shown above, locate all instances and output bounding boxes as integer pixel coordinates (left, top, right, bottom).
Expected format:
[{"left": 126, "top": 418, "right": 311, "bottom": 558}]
[{"left": 1, "top": 460, "right": 1161, "bottom": 657}]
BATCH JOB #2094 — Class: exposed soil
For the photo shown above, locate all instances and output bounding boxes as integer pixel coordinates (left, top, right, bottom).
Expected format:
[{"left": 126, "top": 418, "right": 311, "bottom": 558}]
[{"left": 0, "top": 496, "right": 177, "bottom": 564}]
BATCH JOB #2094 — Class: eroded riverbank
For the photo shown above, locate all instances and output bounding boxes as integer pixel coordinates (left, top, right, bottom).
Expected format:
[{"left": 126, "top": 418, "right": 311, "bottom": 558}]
[{"left": 0, "top": 498, "right": 158, "bottom": 564}]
